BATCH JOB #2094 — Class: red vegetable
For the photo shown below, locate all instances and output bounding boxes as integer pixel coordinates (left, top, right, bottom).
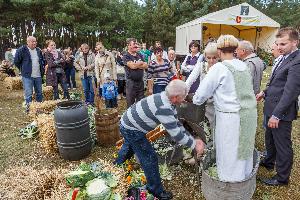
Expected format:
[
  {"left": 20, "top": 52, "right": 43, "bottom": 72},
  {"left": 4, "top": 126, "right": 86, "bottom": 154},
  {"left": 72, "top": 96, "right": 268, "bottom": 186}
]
[{"left": 71, "top": 188, "right": 79, "bottom": 200}]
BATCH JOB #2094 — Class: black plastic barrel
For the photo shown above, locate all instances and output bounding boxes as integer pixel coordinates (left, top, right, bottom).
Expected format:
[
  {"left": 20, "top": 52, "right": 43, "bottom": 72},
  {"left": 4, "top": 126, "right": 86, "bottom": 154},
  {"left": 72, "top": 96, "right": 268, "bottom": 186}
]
[{"left": 54, "top": 100, "right": 92, "bottom": 161}]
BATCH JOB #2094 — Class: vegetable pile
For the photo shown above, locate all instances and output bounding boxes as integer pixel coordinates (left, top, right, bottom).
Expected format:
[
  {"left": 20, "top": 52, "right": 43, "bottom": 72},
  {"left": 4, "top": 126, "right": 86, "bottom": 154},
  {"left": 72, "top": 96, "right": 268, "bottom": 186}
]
[
  {"left": 65, "top": 161, "right": 129, "bottom": 200},
  {"left": 18, "top": 121, "right": 38, "bottom": 139}
]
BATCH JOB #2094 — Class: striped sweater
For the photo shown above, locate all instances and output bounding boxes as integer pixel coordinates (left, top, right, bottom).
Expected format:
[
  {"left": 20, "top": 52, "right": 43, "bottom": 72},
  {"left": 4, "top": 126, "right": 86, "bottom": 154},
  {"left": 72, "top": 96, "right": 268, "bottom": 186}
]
[
  {"left": 120, "top": 92, "right": 196, "bottom": 149},
  {"left": 147, "top": 59, "right": 174, "bottom": 86}
]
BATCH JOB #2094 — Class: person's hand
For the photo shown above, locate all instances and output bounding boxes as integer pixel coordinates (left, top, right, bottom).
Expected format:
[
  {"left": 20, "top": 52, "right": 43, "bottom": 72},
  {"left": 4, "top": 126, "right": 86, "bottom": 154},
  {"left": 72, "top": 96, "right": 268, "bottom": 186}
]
[
  {"left": 256, "top": 91, "right": 264, "bottom": 101},
  {"left": 268, "top": 116, "right": 279, "bottom": 129},
  {"left": 194, "top": 139, "right": 205, "bottom": 157},
  {"left": 148, "top": 88, "right": 153, "bottom": 95}
]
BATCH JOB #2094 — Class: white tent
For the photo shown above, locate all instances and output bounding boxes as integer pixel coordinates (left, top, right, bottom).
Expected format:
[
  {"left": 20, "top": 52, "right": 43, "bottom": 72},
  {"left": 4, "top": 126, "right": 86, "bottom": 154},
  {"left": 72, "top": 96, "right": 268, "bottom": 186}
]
[{"left": 175, "top": 3, "right": 280, "bottom": 55}]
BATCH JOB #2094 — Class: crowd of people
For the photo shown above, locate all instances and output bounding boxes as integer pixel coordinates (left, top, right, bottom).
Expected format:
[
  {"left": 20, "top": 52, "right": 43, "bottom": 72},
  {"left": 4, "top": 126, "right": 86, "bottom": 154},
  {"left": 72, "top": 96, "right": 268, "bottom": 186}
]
[{"left": 1, "top": 26, "right": 300, "bottom": 199}]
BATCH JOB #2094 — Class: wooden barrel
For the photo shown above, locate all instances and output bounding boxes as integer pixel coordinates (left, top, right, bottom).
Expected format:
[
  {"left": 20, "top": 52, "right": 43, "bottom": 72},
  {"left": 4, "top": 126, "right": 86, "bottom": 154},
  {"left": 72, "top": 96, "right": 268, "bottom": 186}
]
[
  {"left": 201, "top": 149, "right": 260, "bottom": 200},
  {"left": 95, "top": 108, "right": 120, "bottom": 146},
  {"left": 54, "top": 100, "right": 92, "bottom": 161}
]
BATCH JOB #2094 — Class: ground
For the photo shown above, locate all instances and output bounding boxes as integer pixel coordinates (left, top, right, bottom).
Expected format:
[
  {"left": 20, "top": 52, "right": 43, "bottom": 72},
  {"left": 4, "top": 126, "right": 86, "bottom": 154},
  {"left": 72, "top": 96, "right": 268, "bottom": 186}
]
[{"left": 0, "top": 68, "right": 299, "bottom": 200}]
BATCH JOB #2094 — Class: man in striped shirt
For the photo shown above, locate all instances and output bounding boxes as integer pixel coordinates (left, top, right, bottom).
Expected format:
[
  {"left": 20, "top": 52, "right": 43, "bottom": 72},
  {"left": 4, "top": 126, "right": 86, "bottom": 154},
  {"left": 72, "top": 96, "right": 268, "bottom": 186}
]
[{"left": 115, "top": 79, "right": 205, "bottom": 200}]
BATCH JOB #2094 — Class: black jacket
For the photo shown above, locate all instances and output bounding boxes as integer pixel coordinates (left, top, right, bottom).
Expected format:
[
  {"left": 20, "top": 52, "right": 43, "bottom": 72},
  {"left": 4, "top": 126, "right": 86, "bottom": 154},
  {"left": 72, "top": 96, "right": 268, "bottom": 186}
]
[
  {"left": 14, "top": 45, "right": 45, "bottom": 78},
  {"left": 264, "top": 50, "right": 300, "bottom": 121}
]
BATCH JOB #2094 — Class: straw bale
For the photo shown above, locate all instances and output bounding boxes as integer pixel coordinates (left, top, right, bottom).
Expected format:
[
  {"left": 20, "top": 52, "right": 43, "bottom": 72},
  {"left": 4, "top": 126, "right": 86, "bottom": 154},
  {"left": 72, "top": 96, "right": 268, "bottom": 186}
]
[
  {"left": 4, "top": 76, "right": 23, "bottom": 90},
  {"left": 0, "top": 72, "right": 9, "bottom": 81},
  {"left": 43, "top": 86, "right": 54, "bottom": 101},
  {"left": 29, "top": 100, "right": 61, "bottom": 119},
  {"left": 36, "top": 113, "right": 58, "bottom": 154},
  {"left": 0, "top": 165, "right": 69, "bottom": 200},
  {"left": 33, "top": 86, "right": 54, "bottom": 101}
]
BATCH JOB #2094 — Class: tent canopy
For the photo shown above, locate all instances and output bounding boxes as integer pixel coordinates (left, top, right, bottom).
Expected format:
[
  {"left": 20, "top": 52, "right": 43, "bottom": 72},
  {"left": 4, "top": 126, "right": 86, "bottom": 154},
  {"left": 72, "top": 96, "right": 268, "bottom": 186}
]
[{"left": 176, "top": 3, "right": 280, "bottom": 55}]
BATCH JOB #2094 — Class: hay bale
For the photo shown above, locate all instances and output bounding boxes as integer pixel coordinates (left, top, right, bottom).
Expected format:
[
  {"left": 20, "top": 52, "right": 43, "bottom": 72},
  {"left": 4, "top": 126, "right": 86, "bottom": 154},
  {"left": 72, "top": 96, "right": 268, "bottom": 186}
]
[
  {"left": 0, "top": 72, "right": 9, "bottom": 81},
  {"left": 33, "top": 86, "right": 54, "bottom": 101},
  {"left": 43, "top": 86, "right": 54, "bottom": 101},
  {"left": 36, "top": 113, "right": 58, "bottom": 154},
  {"left": 0, "top": 165, "right": 68, "bottom": 200},
  {"left": 4, "top": 76, "right": 23, "bottom": 90},
  {"left": 29, "top": 100, "right": 61, "bottom": 119}
]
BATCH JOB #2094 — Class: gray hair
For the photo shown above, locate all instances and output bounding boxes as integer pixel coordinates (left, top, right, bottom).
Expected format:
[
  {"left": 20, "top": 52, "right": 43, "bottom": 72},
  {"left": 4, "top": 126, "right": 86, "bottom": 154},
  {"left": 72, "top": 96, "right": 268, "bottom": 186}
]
[
  {"left": 165, "top": 80, "right": 188, "bottom": 98},
  {"left": 204, "top": 42, "right": 218, "bottom": 55},
  {"left": 27, "top": 36, "right": 36, "bottom": 42},
  {"left": 238, "top": 40, "right": 254, "bottom": 53},
  {"left": 168, "top": 49, "right": 175, "bottom": 54}
]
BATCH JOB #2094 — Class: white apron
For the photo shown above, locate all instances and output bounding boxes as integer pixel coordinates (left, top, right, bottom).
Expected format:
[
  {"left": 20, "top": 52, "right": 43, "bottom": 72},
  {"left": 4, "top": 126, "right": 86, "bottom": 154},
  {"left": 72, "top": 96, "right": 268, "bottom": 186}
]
[{"left": 215, "top": 110, "right": 253, "bottom": 182}]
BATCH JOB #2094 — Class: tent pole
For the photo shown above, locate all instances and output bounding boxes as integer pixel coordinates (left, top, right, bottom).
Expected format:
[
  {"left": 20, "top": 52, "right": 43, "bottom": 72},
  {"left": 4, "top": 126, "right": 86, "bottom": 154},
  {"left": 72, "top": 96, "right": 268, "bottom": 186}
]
[{"left": 254, "top": 28, "right": 258, "bottom": 50}]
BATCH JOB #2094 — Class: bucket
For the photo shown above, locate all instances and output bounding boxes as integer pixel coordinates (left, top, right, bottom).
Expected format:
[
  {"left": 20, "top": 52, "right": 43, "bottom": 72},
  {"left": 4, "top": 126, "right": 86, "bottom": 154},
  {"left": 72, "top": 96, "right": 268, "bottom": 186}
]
[
  {"left": 95, "top": 108, "right": 120, "bottom": 146},
  {"left": 54, "top": 100, "right": 92, "bottom": 161},
  {"left": 176, "top": 102, "right": 205, "bottom": 124},
  {"left": 201, "top": 149, "right": 260, "bottom": 200}
]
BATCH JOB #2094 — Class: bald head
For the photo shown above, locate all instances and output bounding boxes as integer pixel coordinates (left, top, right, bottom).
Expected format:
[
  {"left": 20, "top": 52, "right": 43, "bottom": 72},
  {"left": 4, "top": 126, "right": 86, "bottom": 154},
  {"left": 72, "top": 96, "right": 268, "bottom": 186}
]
[{"left": 27, "top": 36, "right": 37, "bottom": 50}]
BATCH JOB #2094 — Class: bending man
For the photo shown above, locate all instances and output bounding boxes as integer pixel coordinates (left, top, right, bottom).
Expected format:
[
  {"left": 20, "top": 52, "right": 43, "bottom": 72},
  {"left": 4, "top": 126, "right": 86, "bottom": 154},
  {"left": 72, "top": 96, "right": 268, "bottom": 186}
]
[{"left": 115, "top": 79, "right": 205, "bottom": 199}]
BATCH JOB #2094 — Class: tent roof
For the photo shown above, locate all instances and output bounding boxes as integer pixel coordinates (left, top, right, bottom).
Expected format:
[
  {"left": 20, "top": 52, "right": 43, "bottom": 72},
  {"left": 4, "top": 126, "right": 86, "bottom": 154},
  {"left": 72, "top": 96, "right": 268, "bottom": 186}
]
[{"left": 176, "top": 3, "right": 280, "bottom": 29}]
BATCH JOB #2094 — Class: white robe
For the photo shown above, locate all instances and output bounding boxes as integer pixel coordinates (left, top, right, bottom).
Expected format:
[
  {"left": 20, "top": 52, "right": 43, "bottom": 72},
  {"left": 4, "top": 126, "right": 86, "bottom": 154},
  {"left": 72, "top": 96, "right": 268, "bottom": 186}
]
[{"left": 193, "top": 59, "right": 253, "bottom": 182}]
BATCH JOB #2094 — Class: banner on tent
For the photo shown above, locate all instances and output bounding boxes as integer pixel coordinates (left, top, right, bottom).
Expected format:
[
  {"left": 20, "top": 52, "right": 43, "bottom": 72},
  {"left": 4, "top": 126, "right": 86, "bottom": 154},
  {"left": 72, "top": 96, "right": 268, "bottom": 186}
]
[{"left": 228, "top": 14, "right": 260, "bottom": 25}]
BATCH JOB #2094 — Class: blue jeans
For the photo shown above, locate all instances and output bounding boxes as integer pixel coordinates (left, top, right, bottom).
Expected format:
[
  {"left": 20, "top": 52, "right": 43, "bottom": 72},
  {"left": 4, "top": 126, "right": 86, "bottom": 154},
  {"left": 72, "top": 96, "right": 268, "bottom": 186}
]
[
  {"left": 81, "top": 76, "right": 94, "bottom": 104},
  {"left": 22, "top": 76, "right": 43, "bottom": 104},
  {"left": 153, "top": 84, "right": 167, "bottom": 94},
  {"left": 115, "top": 125, "right": 164, "bottom": 197},
  {"left": 64, "top": 67, "right": 76, "bottom": 88}
]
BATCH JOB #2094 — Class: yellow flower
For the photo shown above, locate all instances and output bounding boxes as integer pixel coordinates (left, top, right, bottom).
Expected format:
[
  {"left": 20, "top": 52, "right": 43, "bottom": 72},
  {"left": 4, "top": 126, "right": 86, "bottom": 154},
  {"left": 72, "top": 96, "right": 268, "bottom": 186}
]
[
  {"left": 126, "top": 176, "right": 132, "bottom": 184},
  {"left": 127, "top": 164, "right": 133, "bottom": 172},
  {"left": 141, "top": 175, "right": 147, "bottom": 184}
]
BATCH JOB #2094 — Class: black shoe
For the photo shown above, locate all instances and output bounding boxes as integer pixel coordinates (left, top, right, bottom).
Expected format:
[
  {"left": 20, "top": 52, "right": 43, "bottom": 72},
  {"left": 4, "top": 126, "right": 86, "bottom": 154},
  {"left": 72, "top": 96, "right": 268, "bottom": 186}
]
[
  {"left": 156, "top": 191, "right": 173, "bottom": 200},
  {"left": 259, "top": 160, "right": 274, "bottom": 171},
  {"left": 260, "top": 177, "right": 288, "bottom": 186}
]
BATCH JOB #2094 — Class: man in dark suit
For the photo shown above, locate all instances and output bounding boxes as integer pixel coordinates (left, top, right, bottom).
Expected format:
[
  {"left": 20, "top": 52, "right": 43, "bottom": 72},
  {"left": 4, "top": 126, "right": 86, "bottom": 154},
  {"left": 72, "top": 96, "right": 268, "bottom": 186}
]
[{"left": 256, "top": 27, "right": 300, "bottom": 186}]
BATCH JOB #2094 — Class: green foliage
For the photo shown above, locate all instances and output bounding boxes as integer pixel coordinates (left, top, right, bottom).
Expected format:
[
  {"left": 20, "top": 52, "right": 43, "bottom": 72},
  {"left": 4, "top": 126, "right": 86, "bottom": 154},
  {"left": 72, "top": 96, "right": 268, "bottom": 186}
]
[
  {"left": 65, "top": 170, "right": 95, "bottom": 188},
  {"left": 257, "top": 47, "right": 273, "bottom": 66}
]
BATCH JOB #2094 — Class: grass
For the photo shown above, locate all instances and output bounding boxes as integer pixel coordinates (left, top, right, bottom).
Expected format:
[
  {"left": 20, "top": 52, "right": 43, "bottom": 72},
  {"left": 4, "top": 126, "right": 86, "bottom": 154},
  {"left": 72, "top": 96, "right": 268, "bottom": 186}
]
[{"left": 0, "top": 68, "right": 299, "bottom": 199}]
